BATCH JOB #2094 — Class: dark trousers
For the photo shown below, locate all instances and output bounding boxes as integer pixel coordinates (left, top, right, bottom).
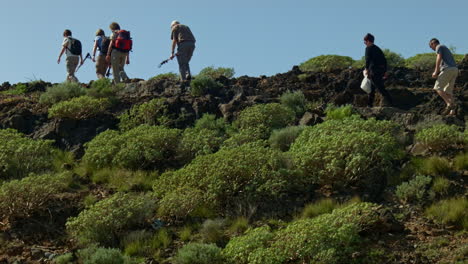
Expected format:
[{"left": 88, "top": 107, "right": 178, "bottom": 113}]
[
  {"left": 176, "top": 41, "right": 195, "bottom": 81},
  {"left": 368, "top": 71, "right": 393, "bottom": 107}
]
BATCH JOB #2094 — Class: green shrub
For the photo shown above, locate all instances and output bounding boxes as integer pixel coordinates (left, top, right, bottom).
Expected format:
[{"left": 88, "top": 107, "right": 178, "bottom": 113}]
[
  {"left": 301, "top": 198, "right": 338, "bottom": 219},
  {"left": 39, "top": 82, "right": 86, "bottom": 105},
  {"left": 48, "top": 96, "right": 110, "bottom": 119},
  {"left": 0, "top": 173, "right": 72, "bottom": 227},
  {"left": 149, "top": 72, "right": 179, "bottom": 81},
  {"left": 290, "top": 116, "right": 403, "bottom": 188},
  {"left": 431, "top": 177, "right": 450, "bottom": 196},
  {"left": 154, "top": 144, "right": 301, "bottom": 216},
  {"left": 178, "top": 128, "right": 225, "bottom": 161},
  {"left": 228, "top": 217, "right": 249, "bottom": 235},
  {"left": 395, "top": 175, "right": 433, "bottom": 204},
  {"left": 77, "top": 246, "right": 131, "bottom": 264},
  {"left": 198, "top": 66, "right": 235, "bottom": 79},
  {"left": 194, "top": 114, "right": 230, "bottom": 135},
  {"left": 200, "top": 219, "right": 227, "bottom": 244},
  {"left": 454, "top": 152, "right": 468, "bottom": 171},
  {"left": 269, "top": 126, "right": 306, "bottom": 152},
  {"left": 87, "top": 78, "right": 122, "bottom": 99},
  {"left": 190, "top": 76, "right": 223, "bottom": 96},
  {"left": 222, "top": 226, "right": 274, "bottom": 264},
  {"left": 234, "top": 103, "right": 295, "bottom": 140},
  {"left": 246, "top": 203, "right": 383, "bottom": 264},
  {"left": 415, "top": 124, "right": 465, "bottom": 152},
  {"left": 221, "top": 130, "right": 266, "bottom": 149},
  {"left": 53, "top": 253, "right": 74, "bottom": 264},
  {"left": 82, "top": 125, "right": 181, "bottom": 170},
  {"left": 157, "top": 187, "right": 205, "bottom": 221},
  {"left": 0, "top": 129, "right": 55, "bottom": 180},
  {"left": 405, "top": 53, "right": 436, "bottom": 71},
  {"left": 425, "top": 197, "right": 468, "bottom": 230},
  {"left": 178, "top": 226, "right": 193, "bottom": 242},
  {"left": 279, "top": 90, "right": 307, "bottom": 117},
  {"left": 91, "top": 168, "right": 158, "bottom": 191},
  {"left": 325, "top": 104, "right": 354, "bottom": 120},
  {"left": 66, "top": 192, "right": 157, "bottom": 246},
  {"left": 174, "top": 243, "right": 224, "bottom": 264},
  {"left": 118, "top": 98, "right": 171, "bottom": 131},
  {"left": 122, "top": 229, "right": 171, "bottom": 257},
  {"left": 421, "top": 156, "right": 452, "bottom": 177},
  {"left": 299, "top": 55, "right": 354, "bottom": 72},
  {"left": 1, "top": 83, "right": 28, "bottom": 95}
]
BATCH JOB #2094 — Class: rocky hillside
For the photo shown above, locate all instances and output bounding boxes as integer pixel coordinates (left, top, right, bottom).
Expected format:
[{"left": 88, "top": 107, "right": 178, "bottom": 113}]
[{"left": 0, "top": 58, "right": 467, "bottom": 263}]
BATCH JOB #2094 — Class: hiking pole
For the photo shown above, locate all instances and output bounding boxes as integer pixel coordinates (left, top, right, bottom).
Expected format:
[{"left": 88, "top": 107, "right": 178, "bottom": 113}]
[
  {"left": 76, "top": 53, "right": 91, "bottom": 73},
  {"left": 157, "top": 54, "right": 177, "bottom": 68},
  {"left": 106, "top": 65, "right": 112, "bottom": 77}
]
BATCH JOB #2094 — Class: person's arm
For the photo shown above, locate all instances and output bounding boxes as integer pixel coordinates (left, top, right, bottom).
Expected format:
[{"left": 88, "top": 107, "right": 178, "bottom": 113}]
[
  {"left": 432, "top": 53, "right": 442, "bottom": 78},
  {"left": 106, "top": 39, "right": 114, "bottom": 63},
  {"left": 170, "top": 39, "right": 177, "bottom": 59},
  {"left": 57, "top": 45, "right": 66, "bottom": 64},
  {"left": 92, "top": 40, "right": 98, "bottom": 62}
]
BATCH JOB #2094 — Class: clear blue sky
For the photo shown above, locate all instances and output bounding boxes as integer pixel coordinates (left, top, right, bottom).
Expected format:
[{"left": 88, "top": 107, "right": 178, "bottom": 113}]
[{"left": 1, "top": 0, "right": 467, "bottom": 84}]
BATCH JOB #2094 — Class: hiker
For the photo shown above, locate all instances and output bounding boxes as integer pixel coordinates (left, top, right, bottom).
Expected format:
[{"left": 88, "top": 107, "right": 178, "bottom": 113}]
[
  {"left": 170, "top": 20, "right": 196, "bottom": 85},
  {"left": 363, "top": 33, "right": 393, "bottom": 107},
  {"left": 57, "top": 29, "right": 83, "bottom": 83},
  {"left": 429, "top": 38, "right": 459, "bottom": 116},
  {"left": 92, "top": 29, "right": 110, "bottom": 79},
  {"left": 106, "top": 22, "right": 131, "bottom": 83}
]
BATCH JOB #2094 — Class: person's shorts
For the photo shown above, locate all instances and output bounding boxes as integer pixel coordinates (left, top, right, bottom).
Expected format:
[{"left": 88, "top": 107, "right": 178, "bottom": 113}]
[{"left": 434, "top": 67, "right": 458, "bottom": 95}]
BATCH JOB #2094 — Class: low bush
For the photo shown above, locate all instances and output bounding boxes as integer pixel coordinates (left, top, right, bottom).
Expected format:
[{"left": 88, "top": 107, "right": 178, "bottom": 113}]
[
  {"left": 123, "top": 229, "right": 171, "bottom": 257},
  {"left": 118, "top": 98, "right": 171, "bottom": 131},
  {"left": 66, "top": 192, "right": 157, "bottom": 246},
  {"left": 222, "top": 226, "right": 274, "bottom": 264},
  {"left": 421, "top": 156, "right": 452, "bottom": 177},
  {"left": 190, "top": 76, "right": 223, "bottom": 96},
  {"left": 87, "top": 78, "right": 122, "bottom": 99},
  {"left": 39, "top": 82, "right": 86, "bottom": 105},
  {"left": 178, "top": 128, "right": 225, "bottom": 162},
  {"left": 91, "top": 168, "right": 158, "bottom": 191},
  {"left": 245, "top": 203, "right": 383, "bottom": 264},
  {"left": 299, "top": 55, "right": 354, "bottom": 72},
  {"left": 48, "top": 96, "right": 110, "bottom": 119},
  {"left": 269, "top": 126, "right": 306, "bottom": 152},
  {"left": 77, "top": 246, "right": 133, "bottom": 264},
  {"left": 453, "top": 152, "right": 468, "bottom": 171},
  {"left": 154, "top": 143, "right": 301, "bottom": 217},
  {"left": 431, "top": 177, "right": 450, "bottom": 196},
  {"left": 405, "top": 53, "right": 436, "bottom": 71},
  {"left": 228, "top": 217, "right": 249, "bottom": 235},
  {"left": 415, "top": 124, "right": 465, "bottom": 152},
  {"left": 395, "top": 175, "right": 433, "bottom": 204},
  {"left": 178, "top": 226, "right": 193, "bottom": 242},
  {"left": 221, "top": 130, "right": 266, "bottom": 149},
  {"left": 198, "top": 66, "right": 235, "bottom": 79},
  {"left": 82, "top": 125, "right": 181, "bottom": 170},
  {"left": 53, "top": 253, "right": 74, "bottom": 264},
  {"left": 425, "top": 197, "right": 468, "bottom": 230},
  {"left": 0, "top": 129, "right": 55, "bottom": 180},
  {"left": 279, "top": 90, "right": 307, "bottom": 117},
  {"left": 234, "top": 103, "right": 295, "bottom": 140},
  {"left": 200, "top": 219, "right": 227, "bottom": 245},
  {"left": 324, "top": 104, "right": 354, "bottom": 120},
  {"left": 0, "top": 172, "right": 72, "bottom": 227},
  {"left": 194, "top": 114, "right": 231, "bottom": 136},
  {"left": 290, "top": 116, "right": 403, "bottom": 188},
  {"left": 301, "top": 198, "right": 339, "bottom": 219},
  {"left": 157, "top": 187, "right": 205, "bottom": 221},
  {"left": 149, "top": 72, "right": 179, "bottom": 81},
  {"left": 174, "top": 243, "right": 224, "bottom": 264}
]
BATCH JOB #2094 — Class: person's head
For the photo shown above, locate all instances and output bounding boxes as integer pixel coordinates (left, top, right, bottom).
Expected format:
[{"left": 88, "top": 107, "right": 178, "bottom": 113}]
[
  {"left": 63, "top": 29, "right": 72, "bottom": 37},
  {"left": 363, "top": 33, "right": 374, "bottom": 47},
  {"left": 95, "top": 29, "right": 105, "bottom": 36},
  {"left": 171, "top": 20, "right": 180, "bottom": 29},
  {"left": 109, "top": 22, "right": 120, "bottom": 31},
  {"left": 429, "top": 38, "right": 440, "bottom": 51}
]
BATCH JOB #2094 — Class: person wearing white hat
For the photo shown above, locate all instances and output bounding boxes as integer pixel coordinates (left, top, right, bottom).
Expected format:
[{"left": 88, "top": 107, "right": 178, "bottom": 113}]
[{"left": 170, "top": 20, "right": 196, "bottom": 85}]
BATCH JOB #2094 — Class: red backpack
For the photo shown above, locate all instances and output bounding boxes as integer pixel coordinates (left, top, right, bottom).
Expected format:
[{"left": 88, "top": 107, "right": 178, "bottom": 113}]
[{"left": 114, "top": 30, "right": 132, "bottom": 52}]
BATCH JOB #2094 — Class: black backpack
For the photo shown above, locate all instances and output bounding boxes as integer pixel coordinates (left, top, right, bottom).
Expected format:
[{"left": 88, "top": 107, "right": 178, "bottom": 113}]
[
  {"left": 68, "top": 37, "right": 82, "bottom": 56},
  {"left": 99, "top": 36, "right": 111, "bottom": 55}
]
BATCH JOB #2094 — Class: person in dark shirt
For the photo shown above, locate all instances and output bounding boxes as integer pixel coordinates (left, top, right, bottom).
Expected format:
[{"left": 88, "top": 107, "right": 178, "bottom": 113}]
[{"left": 363, "top": 33, "right": 393, "bottom": 107}]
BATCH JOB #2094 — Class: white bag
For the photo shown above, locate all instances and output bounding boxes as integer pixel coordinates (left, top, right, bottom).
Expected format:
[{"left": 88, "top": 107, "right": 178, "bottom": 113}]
[{"left": 360, "top": 72, "right": 372, "bottom": 94}]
